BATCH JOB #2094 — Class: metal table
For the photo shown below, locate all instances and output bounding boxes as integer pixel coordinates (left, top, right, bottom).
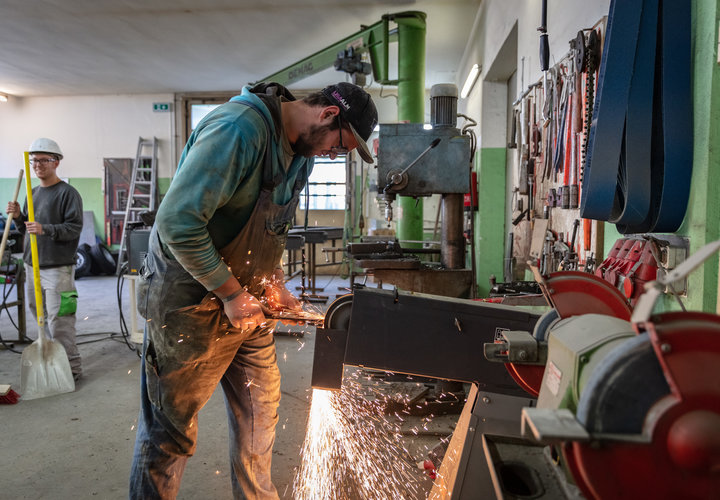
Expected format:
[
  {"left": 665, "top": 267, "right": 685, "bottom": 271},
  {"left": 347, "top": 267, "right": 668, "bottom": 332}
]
[
  {"left": 286, "top": 226, "right": 344, "bottom": 301},
  {"left": 0, "top": 261, "right": 27, "bottom": 345}
]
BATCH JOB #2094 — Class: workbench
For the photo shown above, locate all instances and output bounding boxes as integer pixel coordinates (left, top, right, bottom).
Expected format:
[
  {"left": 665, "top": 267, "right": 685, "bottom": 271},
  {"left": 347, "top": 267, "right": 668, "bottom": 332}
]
[
  {"left": 285, "top": 226, "right": 344, "bottom": 301},
  {"left": 0, "top": 260, "right": 27, "bottom": 344}
]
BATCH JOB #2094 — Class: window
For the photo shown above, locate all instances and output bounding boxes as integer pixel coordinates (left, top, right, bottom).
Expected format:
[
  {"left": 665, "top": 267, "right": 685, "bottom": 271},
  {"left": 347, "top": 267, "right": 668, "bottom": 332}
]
[
  {"left": 178, "top": 92, "right": 347, "bottom": 211},
  {"left": 191, "top": 104, "right": 220, "bottom": 131},
  {"left": 181, "top": 94, "right": 231, "bottom": 142},
  {"left": 299, "top": 156, "right": 347, "bottom": 210}
]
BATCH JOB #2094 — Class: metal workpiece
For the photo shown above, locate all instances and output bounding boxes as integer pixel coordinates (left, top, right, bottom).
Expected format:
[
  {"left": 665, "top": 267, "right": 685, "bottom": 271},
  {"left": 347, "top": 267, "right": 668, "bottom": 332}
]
[
  {"left": 346, "top": 240, "right": 403, "bottom": 257},
  {"left": 370, "top": 268, "right": 473, "bottom": 297},
  {"left": 311, "top": 287, "right": 541, "bottom": 395},
  {"left": 377, "top": 123, "right": 471, "bottom": 197}
]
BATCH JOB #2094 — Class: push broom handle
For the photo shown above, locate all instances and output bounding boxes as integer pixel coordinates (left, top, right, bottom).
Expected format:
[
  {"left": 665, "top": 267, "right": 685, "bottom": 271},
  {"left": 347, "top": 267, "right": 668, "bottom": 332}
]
[
  {"left": 0, "top": 170, "right": 23, "bottom": 269},
  {"left": 23, "top": 152, "right": 46, "bottom": 341}
]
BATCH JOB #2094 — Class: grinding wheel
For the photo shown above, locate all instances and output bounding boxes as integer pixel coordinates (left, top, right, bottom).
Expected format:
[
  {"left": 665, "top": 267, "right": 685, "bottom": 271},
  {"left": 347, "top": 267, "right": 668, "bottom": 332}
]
[
  {"left": 507, "top": 271, "right": 632, "bottom": 396},
  {"left": 324, "top": 293, "right": 353, "bottom": 331},
  {"left": 576, "top": 332, "right": 670, "bottom": 434}
]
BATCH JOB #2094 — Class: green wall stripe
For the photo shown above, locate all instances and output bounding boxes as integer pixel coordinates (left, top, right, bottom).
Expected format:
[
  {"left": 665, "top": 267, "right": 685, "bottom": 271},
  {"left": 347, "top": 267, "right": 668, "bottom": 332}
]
[
  {"left": 0, "top": 177, "right": 172, "bottom": 244},
  {"left": 476, "top": 147, "right": 507, "bottom": 297}
]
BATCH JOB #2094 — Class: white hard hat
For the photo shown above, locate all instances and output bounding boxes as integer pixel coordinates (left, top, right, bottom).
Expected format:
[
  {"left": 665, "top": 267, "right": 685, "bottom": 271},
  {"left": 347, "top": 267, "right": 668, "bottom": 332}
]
[{"left": 29, "top": 137, "right": 63, "bottom": 160}]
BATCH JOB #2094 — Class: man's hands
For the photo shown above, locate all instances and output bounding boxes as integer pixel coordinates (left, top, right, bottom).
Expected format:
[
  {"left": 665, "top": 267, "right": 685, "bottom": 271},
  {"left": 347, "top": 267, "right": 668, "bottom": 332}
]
[
  {"left": 6, "top": 201, "right": 20, "bottom": 217},
  {"left": 24, "top": 222, "right": 44, "bottom": 235},
  {"left": 223, "top": 290, "right": 267, "bottom": 331},
  {"left": 6, "top": 201, "right": 43, "bottom": 234},
  {"left": 214, "top": 269, "right": 302, "bottom": 331},
  {"left": 264, "top": 269, "right": 302, "bottom": 312}
]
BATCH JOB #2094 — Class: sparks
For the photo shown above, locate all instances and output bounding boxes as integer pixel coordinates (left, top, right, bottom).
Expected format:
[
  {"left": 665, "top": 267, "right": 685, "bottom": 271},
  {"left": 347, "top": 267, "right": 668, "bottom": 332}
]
[{"left": 293, "top": 379, "right": 424, "bottom": 500}]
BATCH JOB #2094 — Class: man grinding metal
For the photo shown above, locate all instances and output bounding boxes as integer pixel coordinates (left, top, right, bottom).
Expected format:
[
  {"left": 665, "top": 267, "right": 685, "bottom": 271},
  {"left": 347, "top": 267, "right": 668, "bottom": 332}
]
[{"left": 129, "top": 81, "right": 378, "bottom": 499}]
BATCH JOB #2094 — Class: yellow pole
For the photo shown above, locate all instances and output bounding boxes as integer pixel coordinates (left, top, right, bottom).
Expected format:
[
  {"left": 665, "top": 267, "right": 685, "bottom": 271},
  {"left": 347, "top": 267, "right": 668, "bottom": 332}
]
[{"left": 23, "top": 152, "right": 45, "bottom": 339}]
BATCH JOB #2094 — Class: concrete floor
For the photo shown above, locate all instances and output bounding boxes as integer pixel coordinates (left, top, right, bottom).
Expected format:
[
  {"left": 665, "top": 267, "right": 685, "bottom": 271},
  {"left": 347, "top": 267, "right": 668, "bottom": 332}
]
[{"left": 0, "top": 271, "right": 453, "bottom": 499}]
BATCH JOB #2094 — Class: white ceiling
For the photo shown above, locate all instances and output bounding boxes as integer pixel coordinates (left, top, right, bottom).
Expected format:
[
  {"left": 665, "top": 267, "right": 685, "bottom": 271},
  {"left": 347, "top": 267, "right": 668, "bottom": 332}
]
[{"left": 0, "top": 0, "right": 480, "bottom": 97}]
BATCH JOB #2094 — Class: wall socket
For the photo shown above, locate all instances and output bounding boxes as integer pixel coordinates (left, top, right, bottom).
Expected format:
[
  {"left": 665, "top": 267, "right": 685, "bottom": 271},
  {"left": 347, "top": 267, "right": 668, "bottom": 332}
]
[{"left": 652, "top": 236, "right": 690, "bottom": 296}]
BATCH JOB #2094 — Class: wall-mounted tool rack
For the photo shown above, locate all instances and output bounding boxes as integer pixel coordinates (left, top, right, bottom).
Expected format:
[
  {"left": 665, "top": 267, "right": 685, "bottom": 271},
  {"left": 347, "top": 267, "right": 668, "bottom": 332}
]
[{"left": 509, "top": 17, "right": 607, "bottom": 280}]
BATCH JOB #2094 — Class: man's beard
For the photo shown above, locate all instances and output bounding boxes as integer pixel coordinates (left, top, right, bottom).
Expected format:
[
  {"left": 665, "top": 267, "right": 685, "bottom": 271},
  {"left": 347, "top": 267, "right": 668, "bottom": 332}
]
[{"left": 293, "top": 123, "right": 334, "bottom": 158}]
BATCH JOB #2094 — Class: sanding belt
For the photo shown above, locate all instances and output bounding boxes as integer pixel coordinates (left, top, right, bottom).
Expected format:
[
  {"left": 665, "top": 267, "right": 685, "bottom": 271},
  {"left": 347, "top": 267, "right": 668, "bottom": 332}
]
[{"left": 580, "top": 0, "right": 692, "bottom": 234}]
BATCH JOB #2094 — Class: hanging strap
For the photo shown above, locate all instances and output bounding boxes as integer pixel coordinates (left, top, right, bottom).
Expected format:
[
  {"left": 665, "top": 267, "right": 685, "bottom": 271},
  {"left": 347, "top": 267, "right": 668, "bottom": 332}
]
[
  {"left": 229, "top": 96, "right": 284, "bottom": 189},
  {"left": 580, "top": 0, "right": 643, "bottom": 221},
  {"left": 648, "top": 0, "right": 692, "bottom": 232},
  {"left": 581, "top": 0, "right": 692, "bottom": 234},
  {"left": 610, "top": 0, "right": 657, "bottom": 227}
]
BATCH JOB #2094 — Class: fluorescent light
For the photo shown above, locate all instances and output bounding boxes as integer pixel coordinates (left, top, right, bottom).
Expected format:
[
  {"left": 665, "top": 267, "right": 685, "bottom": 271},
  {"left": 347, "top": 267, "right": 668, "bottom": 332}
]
[
  {"left": 460, "top": 64, "right": 481, "bottom": 98},
  {"left": 0, "top": 93, "right": 8, "bottom": 103}
]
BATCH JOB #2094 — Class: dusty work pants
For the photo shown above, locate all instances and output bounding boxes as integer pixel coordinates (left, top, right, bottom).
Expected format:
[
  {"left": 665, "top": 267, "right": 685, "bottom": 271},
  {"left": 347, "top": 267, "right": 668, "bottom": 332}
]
[
  {"left": 25, "top": 264, "right": 81, "bottom": 375},
  {"left": 129, "top": 230, "right": 281, "bottom": 500}
]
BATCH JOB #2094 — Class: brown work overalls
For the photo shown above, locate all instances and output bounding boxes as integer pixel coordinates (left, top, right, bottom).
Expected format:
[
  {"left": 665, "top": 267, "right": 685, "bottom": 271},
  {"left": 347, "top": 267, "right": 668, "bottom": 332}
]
[{"left": 130, "top": 100, "right": 306, "bottom": 500}]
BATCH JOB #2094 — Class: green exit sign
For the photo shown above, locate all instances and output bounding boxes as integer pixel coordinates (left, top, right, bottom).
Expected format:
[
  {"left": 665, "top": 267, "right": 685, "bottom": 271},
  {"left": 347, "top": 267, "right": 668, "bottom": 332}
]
[{"left": 153, "top": 102, "right": 172, "bottom": 112}]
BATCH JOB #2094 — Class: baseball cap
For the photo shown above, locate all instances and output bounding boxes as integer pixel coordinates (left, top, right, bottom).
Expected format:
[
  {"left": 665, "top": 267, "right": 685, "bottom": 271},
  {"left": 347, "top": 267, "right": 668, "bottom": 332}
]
[{"left": 321, "top": 82, "right": 378, "bottom": 163}]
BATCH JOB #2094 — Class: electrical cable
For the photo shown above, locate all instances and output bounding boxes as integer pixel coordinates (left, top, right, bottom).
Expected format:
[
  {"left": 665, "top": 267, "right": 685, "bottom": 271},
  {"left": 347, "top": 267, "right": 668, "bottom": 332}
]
[
  {"left": 0, "top": 268, "right": 22, "bottom": 353},
  {"left": 115, "top": 262, "right": 140, "bottom": 357}
]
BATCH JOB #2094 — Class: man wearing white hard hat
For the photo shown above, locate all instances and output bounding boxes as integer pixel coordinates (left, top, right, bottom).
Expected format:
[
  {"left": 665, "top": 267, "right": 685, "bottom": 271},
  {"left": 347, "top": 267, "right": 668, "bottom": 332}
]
[{"left": 6, "top": 138, "right": 84, "bottom": 381}]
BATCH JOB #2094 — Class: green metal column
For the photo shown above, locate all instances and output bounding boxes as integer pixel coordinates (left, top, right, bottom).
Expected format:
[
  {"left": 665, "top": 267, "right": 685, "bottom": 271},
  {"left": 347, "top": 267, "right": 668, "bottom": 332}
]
[{"left": 395, "top": 12, "right": 426, "bottom": 246}]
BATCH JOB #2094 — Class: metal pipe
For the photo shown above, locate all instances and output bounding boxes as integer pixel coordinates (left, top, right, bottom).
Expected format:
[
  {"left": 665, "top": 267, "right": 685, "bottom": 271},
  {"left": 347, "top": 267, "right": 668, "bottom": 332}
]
[
  {"left": 395, "top": 12, "right": 426, "bottom": 248},
  {"left": 441, "top": 194, "right": 465, "bottom": 269}
]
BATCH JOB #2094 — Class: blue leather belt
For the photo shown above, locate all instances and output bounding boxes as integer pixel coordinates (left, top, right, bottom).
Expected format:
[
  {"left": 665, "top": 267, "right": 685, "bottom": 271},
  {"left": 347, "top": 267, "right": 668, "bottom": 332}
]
[
  {"left": 649, "top": 0, "right": 692, "bottom": 233},
  {"left": 580, "top": 0, "right": 642, "bottom": 221},
  {"left": 611, "top": 0, "right": 656, "bottom": 228},
  {"left": 581, "top": 0, "right": 692, "bottom": 234}
]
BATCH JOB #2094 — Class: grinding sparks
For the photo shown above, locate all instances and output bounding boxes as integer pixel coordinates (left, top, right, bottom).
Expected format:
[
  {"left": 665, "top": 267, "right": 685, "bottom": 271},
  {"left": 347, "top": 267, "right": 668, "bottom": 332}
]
[{"left": 293, "top": 382, "right": 423, "bottom": 500}]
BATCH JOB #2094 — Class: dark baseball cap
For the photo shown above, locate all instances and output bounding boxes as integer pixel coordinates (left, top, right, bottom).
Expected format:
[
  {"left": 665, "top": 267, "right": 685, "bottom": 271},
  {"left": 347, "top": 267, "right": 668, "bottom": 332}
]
[{"left": 321, "top": 82, "right": 378, "bottom": 163}]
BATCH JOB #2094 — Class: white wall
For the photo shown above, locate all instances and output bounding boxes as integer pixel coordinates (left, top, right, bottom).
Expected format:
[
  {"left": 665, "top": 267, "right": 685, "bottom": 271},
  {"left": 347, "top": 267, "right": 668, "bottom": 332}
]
[
  {"left": 0, "top": 94, "right": 175, "bottom": 179},
  {"left": 0, "top": 86, "right": 402, "bottom": 181},
  {"left": 457, "top": 0, "right": 611, "bottom": 113}
]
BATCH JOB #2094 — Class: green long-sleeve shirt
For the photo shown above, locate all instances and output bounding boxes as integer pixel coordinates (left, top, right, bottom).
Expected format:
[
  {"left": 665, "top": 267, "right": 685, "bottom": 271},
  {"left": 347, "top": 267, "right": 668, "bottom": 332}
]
[{"left": 156, "top": 84, "right": 313, "bottom": 291}]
